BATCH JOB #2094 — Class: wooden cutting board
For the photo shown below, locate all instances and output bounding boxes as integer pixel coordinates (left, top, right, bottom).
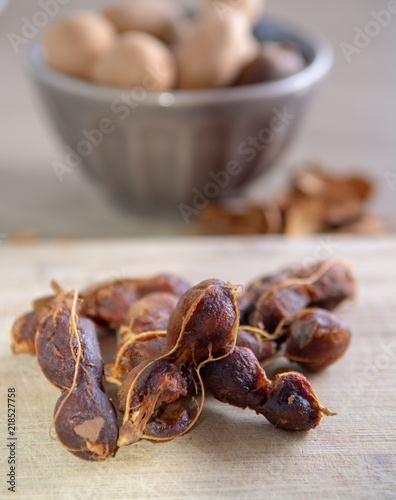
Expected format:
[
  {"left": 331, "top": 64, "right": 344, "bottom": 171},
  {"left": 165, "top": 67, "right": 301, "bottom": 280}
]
[{"left": 0, "top": 236, "right": 395, "bottom": 499}]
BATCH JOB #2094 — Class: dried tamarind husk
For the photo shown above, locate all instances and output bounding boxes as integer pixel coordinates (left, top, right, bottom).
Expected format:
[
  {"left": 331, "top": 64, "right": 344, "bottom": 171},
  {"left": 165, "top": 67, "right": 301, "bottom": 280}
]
[
  {"left": 117, "top": 279, "right": 240, "bottom": 446},
  {"left": 292, "top": 167, "right": 372, "bottom": 229},
  {"left": 118, "top": 358, "right": 197, "bottom": 444},
  {"left": 192, "top": 200, "right": 283, "bottom": 236},
  {"left": 202, "top": 346, "right": 334, "bottom": 431},
  {"left": 80, "top": 274, "right": 190, "bottom": 327},
  {"left": 36, "top": 291, "right": 118, "bottom": 461}
]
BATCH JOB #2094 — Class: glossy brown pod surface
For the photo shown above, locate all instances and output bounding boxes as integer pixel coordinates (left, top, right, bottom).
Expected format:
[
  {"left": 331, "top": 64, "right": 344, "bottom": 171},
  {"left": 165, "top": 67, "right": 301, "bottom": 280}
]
[
  {"left": 202, "top": 346, "right": 270, "bottom": 410},
  {"left": 283, "top": 309, "right": 352, "bottom": 371},
  {"left": 165, "top": 279, "right": 240, "bottom": 363}
]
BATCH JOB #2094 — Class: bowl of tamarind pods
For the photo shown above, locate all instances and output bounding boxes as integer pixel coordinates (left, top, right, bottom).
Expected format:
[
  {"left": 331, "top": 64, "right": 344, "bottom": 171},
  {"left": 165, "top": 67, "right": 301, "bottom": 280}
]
[{"left": 27, "top": 0, "right": 332, "bottom": 213}]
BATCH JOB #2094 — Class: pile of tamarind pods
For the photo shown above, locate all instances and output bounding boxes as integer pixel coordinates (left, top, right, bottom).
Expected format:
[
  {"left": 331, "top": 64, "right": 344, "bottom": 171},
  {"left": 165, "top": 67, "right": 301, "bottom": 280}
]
[{"left": 11, "top": 259, "right": 355, "bottom": 461}]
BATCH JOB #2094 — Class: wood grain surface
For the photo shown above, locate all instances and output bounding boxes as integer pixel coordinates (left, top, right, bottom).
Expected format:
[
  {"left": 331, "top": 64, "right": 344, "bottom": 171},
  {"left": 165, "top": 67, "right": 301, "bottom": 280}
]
[{"left": 0, "top": 236, "right": 395, "bottom": 499}]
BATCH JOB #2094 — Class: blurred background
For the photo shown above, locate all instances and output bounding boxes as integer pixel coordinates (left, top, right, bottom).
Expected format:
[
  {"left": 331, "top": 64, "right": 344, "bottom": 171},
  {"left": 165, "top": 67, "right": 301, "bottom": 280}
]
[{"left": 0, "top": 0, "right": 395, "bottom": 239}]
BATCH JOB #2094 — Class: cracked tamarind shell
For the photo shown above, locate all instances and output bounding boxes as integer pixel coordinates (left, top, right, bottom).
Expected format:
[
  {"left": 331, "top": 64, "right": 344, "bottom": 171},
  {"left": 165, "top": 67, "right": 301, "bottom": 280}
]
[{"left": 117, "top": 279, "right": 240, "bottom": 446}]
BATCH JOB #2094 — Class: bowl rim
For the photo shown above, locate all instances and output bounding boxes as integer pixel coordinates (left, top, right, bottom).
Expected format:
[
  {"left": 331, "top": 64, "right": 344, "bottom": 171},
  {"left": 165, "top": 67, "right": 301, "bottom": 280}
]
[{"left": 26, "top": 16, "right": 333, "bottom": 108}]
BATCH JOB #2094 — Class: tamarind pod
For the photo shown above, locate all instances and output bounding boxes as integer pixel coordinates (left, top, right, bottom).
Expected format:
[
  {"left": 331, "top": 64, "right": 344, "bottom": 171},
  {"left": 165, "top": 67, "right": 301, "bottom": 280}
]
[
  {"left": 202, "top": 346, "right": 334, "bottom": 431},
  {"left": 283, "top": 308, "right": 352, "bottom": 372},
  {"left": 117, "top": 279, "right": 240, "bottom": 446},
  {"left": 80, "top": 274, "right": 190, "bottom": 326},
  {"left": 36, "top": 296, "right": 118, "bottom": 461}
]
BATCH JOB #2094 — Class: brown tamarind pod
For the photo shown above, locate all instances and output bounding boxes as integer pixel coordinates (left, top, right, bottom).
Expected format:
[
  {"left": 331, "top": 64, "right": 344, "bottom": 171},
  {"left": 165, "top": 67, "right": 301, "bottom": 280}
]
[
  {"left": 164, "top": 279, "right": 240, "bottom": 363},
  {"left": 10, "top": 283, "right": 67, "bottom": 355},
  {"left": 36, "top": 292, "right": 118, "bottom": 461},
  {"left": 117, "top": 279, "right": 240, "bottom": 446},
  {"left": 238, "top": 272, "right": 290, "bottom": 324},
  {"left": 202, "top": 346, "right": 271, "bottom": 410},
  {"left": 80, "top": 279, "right": 138, "bottom": 326},
  {"left": 259, "top": 372, "right": 334, "bottom": 431},
  {"left": 106, "top": 292, "right": 179, "bottom": 385},
  {"left": 283, "top": 308, "right": 352, "bottom": 371},
  {"left": 249, "top": 259, "right": 355, "bottom": 331},
  {"left": 11, "top": 301, "right": 53, "bottom": 354},
  {"left": 253, "top": 285, "right": 311, "bottom": 333},
  {"left": 80, "top": 274, "right": 190, "bottom": 326},
  {"left": 293, "top": 261, "right": 355, "bottom": 310},
  {"left": 202, "top": 346, "right": 334, "bottom": 431},
  {"left": 119, "top": 292, "right": 179, "bottom": 341},
  {"left": 135, "top": 274, "right": 190, "bottom": 299}
]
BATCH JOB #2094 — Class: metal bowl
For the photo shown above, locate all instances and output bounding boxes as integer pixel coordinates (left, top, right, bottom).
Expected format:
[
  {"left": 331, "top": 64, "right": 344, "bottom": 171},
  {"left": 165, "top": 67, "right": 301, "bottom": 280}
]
[{"left": 27, "top": 18, "right": 332, "bottom": 215}]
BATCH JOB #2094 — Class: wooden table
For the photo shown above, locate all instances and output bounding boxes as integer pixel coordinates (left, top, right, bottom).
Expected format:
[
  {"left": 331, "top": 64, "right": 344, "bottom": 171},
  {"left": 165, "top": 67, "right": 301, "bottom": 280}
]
[{"left": 0, "top": 236, "right": 395, "bottom": 499}]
